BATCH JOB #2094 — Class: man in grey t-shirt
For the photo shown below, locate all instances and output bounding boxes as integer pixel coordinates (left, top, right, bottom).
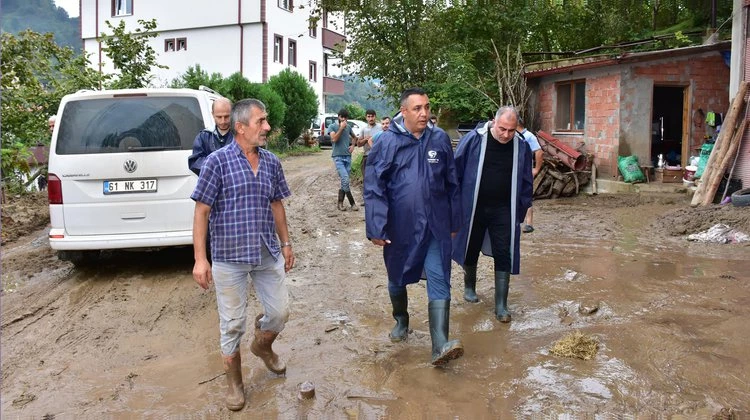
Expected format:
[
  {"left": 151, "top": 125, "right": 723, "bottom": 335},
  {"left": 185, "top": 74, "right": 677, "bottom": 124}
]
[{"left": 358, "top": 109, "right": 382, "bottom": 178}]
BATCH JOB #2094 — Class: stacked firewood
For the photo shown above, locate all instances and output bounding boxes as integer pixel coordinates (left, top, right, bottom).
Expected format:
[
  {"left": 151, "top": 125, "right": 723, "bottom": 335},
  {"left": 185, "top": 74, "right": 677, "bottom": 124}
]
[
  {"left": 691, "top": 81, "right": 748, "bottom": 206},
  {"left": 533, "top": 156, "right": 592, "bottom": 199}
]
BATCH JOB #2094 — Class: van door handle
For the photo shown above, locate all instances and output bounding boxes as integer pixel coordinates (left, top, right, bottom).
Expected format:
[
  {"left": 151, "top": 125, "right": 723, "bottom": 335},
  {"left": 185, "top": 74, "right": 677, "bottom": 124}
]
[{"left": 121, "top": 213, "right": 146, "bottom": 220}]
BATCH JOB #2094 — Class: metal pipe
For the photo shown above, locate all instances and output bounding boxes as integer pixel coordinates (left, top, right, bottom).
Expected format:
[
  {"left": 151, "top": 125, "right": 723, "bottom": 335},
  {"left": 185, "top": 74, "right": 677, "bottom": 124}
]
[{"left": 537, "top": 131, "right": 586, "bottom": 171}]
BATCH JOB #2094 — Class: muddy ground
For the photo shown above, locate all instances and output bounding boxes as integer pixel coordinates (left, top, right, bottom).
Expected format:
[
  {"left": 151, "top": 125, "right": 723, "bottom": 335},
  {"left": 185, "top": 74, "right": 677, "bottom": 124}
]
[{"left": 2, "top": 150, "right": 749, "bottom": 418}]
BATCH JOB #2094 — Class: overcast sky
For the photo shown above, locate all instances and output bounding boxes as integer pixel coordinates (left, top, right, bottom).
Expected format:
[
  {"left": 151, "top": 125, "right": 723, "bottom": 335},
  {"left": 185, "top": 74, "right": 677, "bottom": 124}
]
[{"left": 54, "top": 0, "right": 79, "bottom": 18}]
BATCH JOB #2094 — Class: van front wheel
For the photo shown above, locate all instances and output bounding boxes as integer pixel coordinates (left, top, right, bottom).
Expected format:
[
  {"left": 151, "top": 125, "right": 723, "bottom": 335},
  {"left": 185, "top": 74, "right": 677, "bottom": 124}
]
[{"left": 58, "top": 250, "right": 99, "bottom": 267}]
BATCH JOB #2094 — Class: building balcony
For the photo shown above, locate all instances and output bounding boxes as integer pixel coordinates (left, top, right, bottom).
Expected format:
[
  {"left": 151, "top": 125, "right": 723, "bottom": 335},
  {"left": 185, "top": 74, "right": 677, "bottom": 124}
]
[
  {"left": 322, "top": 28, "right": 346, "bottom": 51},
  {"left": 323, "top": 76, "right": 344, "bottom": 95}
]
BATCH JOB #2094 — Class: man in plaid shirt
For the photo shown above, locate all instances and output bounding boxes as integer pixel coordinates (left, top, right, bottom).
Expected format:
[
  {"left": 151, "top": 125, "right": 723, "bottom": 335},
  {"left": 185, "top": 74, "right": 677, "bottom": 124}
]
[{"left": 191, "top": 98, "right": 294, "bottom": 411}]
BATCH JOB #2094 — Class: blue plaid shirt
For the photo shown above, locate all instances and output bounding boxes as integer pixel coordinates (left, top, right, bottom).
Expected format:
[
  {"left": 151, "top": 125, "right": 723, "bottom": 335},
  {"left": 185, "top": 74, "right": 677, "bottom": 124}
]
[{"left": 191, "top": 141, "right": 291, "bottom": 264}]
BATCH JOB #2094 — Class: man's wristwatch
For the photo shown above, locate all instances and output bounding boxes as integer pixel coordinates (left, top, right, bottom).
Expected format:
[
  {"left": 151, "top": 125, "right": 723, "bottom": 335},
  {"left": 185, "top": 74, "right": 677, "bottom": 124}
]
[{"left": 281, "top": 241, "right": 292, "bottom": 248}]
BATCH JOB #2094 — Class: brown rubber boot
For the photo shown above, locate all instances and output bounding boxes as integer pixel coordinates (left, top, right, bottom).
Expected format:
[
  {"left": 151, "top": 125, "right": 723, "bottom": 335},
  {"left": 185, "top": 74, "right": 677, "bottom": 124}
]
[
  {"left": 222, "top": 352, "right": 245, "bottom": 411},
  {"left": 250, "top": 314, "right": 287, "bottom": 374}
]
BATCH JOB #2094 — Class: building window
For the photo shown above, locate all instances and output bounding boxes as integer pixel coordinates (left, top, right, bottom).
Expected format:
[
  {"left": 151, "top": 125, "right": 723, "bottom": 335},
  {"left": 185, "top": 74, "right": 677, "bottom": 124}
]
[
  {"left": 274, "top": 35, "right": 284, "bottom": 63},
  {"left": 556, "top": 80, "right": 586, "bottom": 131},
  {"left": 323, "top": 53, "right": 329, "bottom": 77},
  {"left": 164, "top": 38, "right": 175, "bottom": 52},
  {"left": 278, "top": 0, "right": 293, "bottom": 11},
  {"left": 177, "top": 38, "right": 187, "bottom": 51},
  {"left": 288, "top": 40, "right": 297, "bottom": 67},
  {"left": 309, "top": 61, "right": 317, "bottom": 82},
  {"left": 112, "top": 0, "right": 132, "bottom": 16},
  {"left": 322, "top": 10, "right": 329, "bottom": 28},
  {"left": 309, "top": 21, "right": 317, "bottom": 38}
]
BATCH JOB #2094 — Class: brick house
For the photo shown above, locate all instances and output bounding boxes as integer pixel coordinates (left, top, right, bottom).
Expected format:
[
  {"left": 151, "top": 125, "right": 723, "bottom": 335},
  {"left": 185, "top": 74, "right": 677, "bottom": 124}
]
[{"left": 524, "top": 41, "right": 731, "bottom": 179}]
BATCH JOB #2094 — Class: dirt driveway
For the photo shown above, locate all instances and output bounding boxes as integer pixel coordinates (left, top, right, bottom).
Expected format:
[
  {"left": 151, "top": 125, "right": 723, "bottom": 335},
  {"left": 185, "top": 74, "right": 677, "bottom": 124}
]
[{"left": 2, "top": 150, "right": 749, "bottom": 418}]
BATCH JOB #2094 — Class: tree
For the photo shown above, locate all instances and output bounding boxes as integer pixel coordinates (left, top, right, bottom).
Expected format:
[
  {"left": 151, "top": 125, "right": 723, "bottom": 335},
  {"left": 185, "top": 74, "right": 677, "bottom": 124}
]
[
  {"left": 170, "top": 64, "right": 224, "bottom": 90},
  {"left": 343, "top": 103, "right": 366, "bottom": 120},
  {"left": 325, "top": 76, "right": 394, "bottom": 117},
  {"left": 219, "top": 73, "right": 287, "bottom": 132},
  {"left": 1, "top": 0, "right": 83, "bottom": 52},
  {"left": 100, "top": 19, "right": 167, "bottom": 89},
  {"left": 1, "top": 30, "right": 106, "bottom": 193},
  {"left": 318, "top": 1, "right": 445, "bottom": 103},
  {"left": 267, "top": 69, "right": 319, "bottom": 144},
  {"left": 317, "top": 0, "right": 728, "bottom": 125}
]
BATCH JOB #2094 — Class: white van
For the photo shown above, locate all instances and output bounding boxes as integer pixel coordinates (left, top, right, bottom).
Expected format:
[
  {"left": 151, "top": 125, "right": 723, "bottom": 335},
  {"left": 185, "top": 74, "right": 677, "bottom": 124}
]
[
  {"left": 47, "top": 87, "right": 222, "bottom": 264},
  {"left": 310, "top": 113, "right": 365, "bottom": 147}
]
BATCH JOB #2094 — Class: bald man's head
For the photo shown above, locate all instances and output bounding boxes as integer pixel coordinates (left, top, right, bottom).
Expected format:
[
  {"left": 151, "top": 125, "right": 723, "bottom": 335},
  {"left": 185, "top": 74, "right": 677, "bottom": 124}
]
[{"left": 212, "top": 98, "right": 232, "bottom": 133}]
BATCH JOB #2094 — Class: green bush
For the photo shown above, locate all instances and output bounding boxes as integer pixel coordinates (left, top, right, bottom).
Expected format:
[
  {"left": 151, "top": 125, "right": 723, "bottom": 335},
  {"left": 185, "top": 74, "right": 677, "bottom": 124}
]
[
  {"left": 350, "top": 152, "right": 364, "bottom": 184},
  {"left": 343, "top": 103, "right": 366, "bottom": 120},
  {"left": 267, "top": 69, "right": 319, "bottom": 145},
  {"left": 219, "top": 73, "right": 286, "bottom": 131}
]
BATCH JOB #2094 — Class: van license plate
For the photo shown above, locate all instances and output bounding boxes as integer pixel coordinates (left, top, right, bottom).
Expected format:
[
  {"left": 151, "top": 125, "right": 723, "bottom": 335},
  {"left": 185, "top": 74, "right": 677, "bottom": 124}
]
[{"left": 104, "top": 179, "right": 158, "bottom": 194}]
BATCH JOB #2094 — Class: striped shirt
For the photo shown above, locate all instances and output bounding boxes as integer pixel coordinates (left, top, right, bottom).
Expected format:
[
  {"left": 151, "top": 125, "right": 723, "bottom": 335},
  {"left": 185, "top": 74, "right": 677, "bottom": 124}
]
[{"left": 191, "top": 141, "right": 291, "bottom": 264}]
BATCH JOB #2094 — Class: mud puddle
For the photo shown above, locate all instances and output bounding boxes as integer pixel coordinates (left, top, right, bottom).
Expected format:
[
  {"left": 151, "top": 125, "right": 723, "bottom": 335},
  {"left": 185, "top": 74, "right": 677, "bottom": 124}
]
[{"left": 2, "top": 151, "right": 749, "bottom": 418}]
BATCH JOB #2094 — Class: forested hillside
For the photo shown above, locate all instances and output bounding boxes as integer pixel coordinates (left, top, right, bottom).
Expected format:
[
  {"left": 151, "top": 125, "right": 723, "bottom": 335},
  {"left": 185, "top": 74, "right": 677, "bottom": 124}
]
[
  {"left": 1, "top": 0, "right": 81, "bottom": 51},
  {"left": 326, "top": 76, "right": 395, "bottom": 117}
]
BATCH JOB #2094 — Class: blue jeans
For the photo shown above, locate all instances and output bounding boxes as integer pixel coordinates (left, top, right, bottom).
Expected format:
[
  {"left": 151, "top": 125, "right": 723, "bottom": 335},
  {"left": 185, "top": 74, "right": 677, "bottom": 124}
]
[
  {"left": 333, "top": 155, "right": 352, "bottom": 192},
  {"left": 387, "top": 235, "right": 451, "bottom": 301},
  {"left": 212, "top": 246, "right": 290, "bottom": 356}
]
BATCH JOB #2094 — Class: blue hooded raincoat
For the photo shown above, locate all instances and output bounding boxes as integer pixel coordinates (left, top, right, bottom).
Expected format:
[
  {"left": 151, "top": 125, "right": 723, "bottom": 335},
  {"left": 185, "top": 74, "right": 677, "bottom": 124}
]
[
  {"left": 364, "top": 117, "right": 462, "bottom": 287},
  {"left": 451, "top": 121, "right": 533, "bottom": 274}
]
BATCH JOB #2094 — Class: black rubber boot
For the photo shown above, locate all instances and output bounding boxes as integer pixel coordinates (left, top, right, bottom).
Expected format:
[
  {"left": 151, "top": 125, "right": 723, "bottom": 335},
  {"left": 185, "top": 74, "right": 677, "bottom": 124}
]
[
  {"left": 337, "top": 189, "right": 347, "bottom": 211},
  {"left": 388, "top": 292, "right": 409, "bottom": 342},
  {"left": 428, "top": 300, "right": 464, "bottom": 366},
  {"left": 463, "top": 265, "right": 479, "bottom": 303},
  {"left": 345, "top": 191, "right": 359, "bottom": 211},
  {"left": 494, "top": 271, "right": 511, "bottom": 323}
]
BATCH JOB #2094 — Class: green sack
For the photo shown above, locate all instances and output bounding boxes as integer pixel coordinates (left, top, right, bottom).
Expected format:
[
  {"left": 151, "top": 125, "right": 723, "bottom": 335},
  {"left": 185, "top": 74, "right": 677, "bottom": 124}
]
[
  {"left": 617, "top": 155, "right": 646, "bottom": 183},
  {"left": 694, "top": 143, "right": 714, "bottom": 179}
]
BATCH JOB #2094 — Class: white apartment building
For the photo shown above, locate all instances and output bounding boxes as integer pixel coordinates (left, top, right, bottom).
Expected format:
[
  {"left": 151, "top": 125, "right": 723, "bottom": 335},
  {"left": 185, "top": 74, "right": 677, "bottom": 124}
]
[{"left": 79, "top": 0, "right": 347, "bottom": 112}]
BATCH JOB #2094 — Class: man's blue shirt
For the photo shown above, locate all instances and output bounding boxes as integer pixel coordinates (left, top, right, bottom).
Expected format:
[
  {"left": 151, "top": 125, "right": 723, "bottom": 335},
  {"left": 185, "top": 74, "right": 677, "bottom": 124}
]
[{"left": 191, "top": 141, "right": 291, "bottom": 264}]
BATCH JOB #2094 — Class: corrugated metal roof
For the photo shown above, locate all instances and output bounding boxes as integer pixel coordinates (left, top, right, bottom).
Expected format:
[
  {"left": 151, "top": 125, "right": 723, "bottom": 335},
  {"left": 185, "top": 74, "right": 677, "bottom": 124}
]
[
  {"left": 27, "top": 146, "right": 49, "bottom": 166},
  {"left": 524, "top": 41, "right": 732, "bottom": 79}
]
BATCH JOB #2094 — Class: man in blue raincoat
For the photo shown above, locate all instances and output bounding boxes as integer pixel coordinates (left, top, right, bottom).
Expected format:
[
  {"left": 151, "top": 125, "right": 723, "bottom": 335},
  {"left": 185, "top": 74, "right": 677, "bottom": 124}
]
[
  {"left": 452, "top": 106, "right": 533, "bottom": 323},
  {"left": 364, "top": 87, "right": 464, "bottom": 367}
]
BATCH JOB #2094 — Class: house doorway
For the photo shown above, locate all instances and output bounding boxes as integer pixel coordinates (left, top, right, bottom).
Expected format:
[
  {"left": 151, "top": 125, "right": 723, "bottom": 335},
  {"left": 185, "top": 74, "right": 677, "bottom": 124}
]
[{"left": 651, "top": 85, "right": 688, "bottom": 167}]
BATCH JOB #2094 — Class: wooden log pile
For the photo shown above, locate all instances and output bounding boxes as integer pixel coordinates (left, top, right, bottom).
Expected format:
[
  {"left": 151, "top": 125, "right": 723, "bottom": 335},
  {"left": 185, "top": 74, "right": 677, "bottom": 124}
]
[
  {"left": 691, "top": 81, "right": 749, "bottom": 206},
  {"left": 533, "top": 156, "right": 592, "bottom": 199}
]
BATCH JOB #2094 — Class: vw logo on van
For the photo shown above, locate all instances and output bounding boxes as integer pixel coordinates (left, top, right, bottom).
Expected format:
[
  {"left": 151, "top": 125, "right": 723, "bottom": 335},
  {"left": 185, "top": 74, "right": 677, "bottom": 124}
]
[{"left": 123, "top": 160, "right": 138, "bottom": 173}]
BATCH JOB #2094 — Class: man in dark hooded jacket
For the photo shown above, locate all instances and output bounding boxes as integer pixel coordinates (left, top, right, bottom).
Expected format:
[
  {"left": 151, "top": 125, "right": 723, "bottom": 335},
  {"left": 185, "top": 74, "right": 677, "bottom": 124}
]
[
  {"left": 452, "top": 106, "right": 533, "bottom": 323},
  {"left": 364, "top": 87, "right": 463, "bottom": 366}
]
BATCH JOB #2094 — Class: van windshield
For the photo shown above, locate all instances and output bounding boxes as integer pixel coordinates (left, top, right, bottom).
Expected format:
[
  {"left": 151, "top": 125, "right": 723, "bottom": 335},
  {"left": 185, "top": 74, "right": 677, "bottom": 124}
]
[{"left": 56, "top": 96, "right": 205, "bottom": 155}]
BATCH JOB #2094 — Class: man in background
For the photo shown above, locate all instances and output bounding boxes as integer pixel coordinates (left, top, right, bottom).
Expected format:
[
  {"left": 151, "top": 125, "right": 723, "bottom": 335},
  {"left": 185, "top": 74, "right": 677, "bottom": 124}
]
[
  {"left": 372, "top": 116, "right": 390, "bottom": 143},
  {"left": 453, "top": 106, "right": 533, "bottom": 323},
  {"left": 327, "top": 108, "right": 359, "bottom": 211},
  {"left": 358, "top": 109, "right": 381, "bottom": 177},
  {"left": 188, "top": 98, "right": 233, "bottom": 175}
]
